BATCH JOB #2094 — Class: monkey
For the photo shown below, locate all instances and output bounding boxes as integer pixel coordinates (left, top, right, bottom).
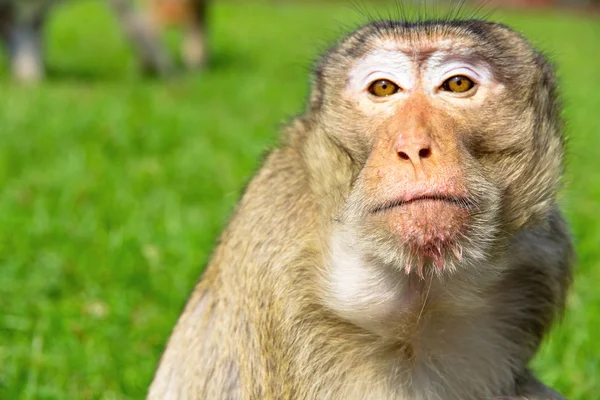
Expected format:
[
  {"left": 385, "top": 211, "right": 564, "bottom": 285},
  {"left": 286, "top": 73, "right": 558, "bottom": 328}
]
[
  {"left": 0, "top": 0, "right": 207, "bottom": 82},
  {"left": 148, "top": 17, "right": 573, "bottom": 400},
  {"left": 149, "top": 0, "right": 208, "bottom": 70}
]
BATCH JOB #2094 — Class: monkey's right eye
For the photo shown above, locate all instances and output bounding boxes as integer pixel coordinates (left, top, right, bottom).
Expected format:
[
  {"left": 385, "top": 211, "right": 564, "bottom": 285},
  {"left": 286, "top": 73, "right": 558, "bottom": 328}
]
[{"left": 368, "top": 79, "right": 400, "bottom": 97}]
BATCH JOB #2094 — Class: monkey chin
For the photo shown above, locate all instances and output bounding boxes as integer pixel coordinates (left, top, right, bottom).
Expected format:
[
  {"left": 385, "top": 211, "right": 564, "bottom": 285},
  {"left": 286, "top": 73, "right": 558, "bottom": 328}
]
[{"left": 376, "top": 199, "right": 470, "bottom": 277}]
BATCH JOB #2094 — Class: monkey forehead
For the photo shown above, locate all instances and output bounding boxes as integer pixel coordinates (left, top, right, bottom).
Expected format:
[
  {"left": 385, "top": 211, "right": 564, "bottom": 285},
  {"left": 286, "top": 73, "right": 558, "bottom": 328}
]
[
  {"left": 319, "top": 20, "right": 535, "bottom": 76},
  {"left": 368, "top": 36, "right": 477, "bottom": 56},
  {"left": 341, "top": 20, "right": 515, "bottom": 52}
]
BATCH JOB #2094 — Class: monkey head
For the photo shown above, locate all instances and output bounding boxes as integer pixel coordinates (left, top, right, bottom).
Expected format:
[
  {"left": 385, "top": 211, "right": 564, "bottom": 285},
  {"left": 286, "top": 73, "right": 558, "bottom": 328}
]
[{"left": 306, "top": 21, "right": 564, "bottom": 277}]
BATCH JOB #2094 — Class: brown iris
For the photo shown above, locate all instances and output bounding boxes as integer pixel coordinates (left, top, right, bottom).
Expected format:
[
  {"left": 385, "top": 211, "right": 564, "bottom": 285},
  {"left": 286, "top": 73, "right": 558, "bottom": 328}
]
[
  {"left": 368, "top": 79, "right": 400, "bottom": 97},
  {"left": 441, "top": 75, "right": 475, "bottom": 93}
]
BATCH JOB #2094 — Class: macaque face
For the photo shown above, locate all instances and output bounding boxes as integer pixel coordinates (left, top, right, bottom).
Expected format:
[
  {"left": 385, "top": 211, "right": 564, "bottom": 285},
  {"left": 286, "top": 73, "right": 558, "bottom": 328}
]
[{"left": 320, "top": 29, "right": 540, "bottom": 275}]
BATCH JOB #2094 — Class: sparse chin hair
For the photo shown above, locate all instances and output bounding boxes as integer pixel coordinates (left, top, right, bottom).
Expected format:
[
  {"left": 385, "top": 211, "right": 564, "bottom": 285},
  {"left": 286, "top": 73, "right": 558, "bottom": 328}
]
[{"left": 339, "top": 175, "right": 502, "bottom": 278}]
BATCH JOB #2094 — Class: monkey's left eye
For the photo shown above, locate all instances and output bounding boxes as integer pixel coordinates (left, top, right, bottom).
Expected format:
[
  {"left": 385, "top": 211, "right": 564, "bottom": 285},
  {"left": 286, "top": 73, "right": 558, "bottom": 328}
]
[
  {"left": 441, "top": 75, "right": 475, "bottom": 93},
  {"left": 368, "top": 79, "right": 400, "bottom": 97}
]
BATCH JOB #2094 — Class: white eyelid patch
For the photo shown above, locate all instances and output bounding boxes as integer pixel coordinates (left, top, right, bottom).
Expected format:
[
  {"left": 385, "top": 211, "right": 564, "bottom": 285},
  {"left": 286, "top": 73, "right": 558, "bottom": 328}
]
[
  {"left": 346, "top": 48, "right": 496, "bottom": 95},
  {"left": 424, "top": 53, "right": 495, "bottom": 87},
  {"left": 346, "top": 50, "right": 415, "bottom": 93}
]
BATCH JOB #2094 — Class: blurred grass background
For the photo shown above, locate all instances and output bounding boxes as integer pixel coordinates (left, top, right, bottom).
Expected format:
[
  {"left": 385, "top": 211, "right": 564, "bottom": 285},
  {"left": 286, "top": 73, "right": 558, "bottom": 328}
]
[{"left": 0, "top": 1, "right": 598, "bottom": 399}]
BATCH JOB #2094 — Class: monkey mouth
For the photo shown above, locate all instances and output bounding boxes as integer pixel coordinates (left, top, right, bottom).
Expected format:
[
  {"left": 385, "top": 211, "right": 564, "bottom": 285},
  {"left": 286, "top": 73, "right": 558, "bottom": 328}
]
[
  {"left": 371, "top": 195, "right": 474, "bottom": 214},
  {"left": 370, "top": 195, "right": 474, "bottom": 276}
]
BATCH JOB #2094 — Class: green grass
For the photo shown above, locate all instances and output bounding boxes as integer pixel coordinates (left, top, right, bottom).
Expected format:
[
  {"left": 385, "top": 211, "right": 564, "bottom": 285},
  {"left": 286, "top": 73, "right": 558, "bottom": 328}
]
[{"left": 0, "top": 1, "right": 598, "bottom": 398}]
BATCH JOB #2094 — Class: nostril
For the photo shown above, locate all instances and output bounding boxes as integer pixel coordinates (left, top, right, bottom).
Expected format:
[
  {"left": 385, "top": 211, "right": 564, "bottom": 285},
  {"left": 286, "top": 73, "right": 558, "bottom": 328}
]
[
  {"left": 418, "top": 148, "right": 431, "bottom": 159},
  {"left": 398, "top": 151, "right": 410, "bottom": 160}
]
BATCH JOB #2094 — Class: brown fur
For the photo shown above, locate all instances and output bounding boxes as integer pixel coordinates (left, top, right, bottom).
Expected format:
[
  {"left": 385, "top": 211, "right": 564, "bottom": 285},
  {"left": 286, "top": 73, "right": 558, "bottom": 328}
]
[
  {"left": 149, "top": 0, "right": 208, "bottom": 69},
  {"left": 149, "top": 20, "right": 573, "bottom": 400}
]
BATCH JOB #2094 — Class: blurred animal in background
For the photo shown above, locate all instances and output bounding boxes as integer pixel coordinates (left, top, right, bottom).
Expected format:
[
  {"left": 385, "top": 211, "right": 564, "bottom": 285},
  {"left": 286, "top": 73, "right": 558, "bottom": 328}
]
[
  {"left": 0, "top": 0, "right": 52, "bottom": 82},
  {"left": 149, "top": 0, "right": 208, "bottom": 70},
  {"left": 0, "top": 0, "right": 208, "bottom": 82}
]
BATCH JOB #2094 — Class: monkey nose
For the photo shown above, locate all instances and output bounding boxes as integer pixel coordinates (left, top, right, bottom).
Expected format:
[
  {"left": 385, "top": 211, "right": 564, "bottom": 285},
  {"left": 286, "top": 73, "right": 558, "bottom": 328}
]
[
  {"left": 394, "top": 131, "right": 433, "bottom": 164},
  {"left": 397, "top": 146, "right": 432, "bottom": 163}
]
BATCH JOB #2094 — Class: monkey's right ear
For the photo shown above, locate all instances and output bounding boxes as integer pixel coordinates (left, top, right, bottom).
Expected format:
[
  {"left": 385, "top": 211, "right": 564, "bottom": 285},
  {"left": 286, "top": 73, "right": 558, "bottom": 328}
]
[{"left": 308, "top": 63, "right": 326, "bottom": 113}]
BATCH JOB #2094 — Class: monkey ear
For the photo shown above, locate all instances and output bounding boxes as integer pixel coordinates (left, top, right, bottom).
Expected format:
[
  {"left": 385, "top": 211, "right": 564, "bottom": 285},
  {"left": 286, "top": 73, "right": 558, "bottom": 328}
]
[
  {"left": 533, "top": 52, "right": 560, "bottom": 121},
  {"left": 534, "top": 53, "right": 562, "bottom": 133},
  {"left": 308, "top": 61, "right": 326, "bottom": 114},
  {"left": 533, "top": 50, "right": 556, "bottom": 81}
]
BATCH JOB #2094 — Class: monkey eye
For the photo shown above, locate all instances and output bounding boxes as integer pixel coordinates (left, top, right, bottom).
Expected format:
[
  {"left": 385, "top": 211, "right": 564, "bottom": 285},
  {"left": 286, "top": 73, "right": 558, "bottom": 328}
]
[
  {"left": 441, "top": 75, "right": 475, "bottom": 93},
  {"left": 368, "top": 79, "right": 400, "bottom": 97}
]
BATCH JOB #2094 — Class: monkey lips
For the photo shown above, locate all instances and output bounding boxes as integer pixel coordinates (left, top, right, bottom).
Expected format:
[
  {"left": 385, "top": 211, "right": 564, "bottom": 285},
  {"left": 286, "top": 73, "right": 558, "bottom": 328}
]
[{"left": 372, "top": 196, "right": 471, "bottom": 276}]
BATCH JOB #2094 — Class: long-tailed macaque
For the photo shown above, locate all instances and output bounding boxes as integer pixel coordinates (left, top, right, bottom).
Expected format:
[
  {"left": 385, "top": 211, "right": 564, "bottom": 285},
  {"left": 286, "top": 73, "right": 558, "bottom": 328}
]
[{"left": 149, "top": 19, "right": 573, "bottom": 400}]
